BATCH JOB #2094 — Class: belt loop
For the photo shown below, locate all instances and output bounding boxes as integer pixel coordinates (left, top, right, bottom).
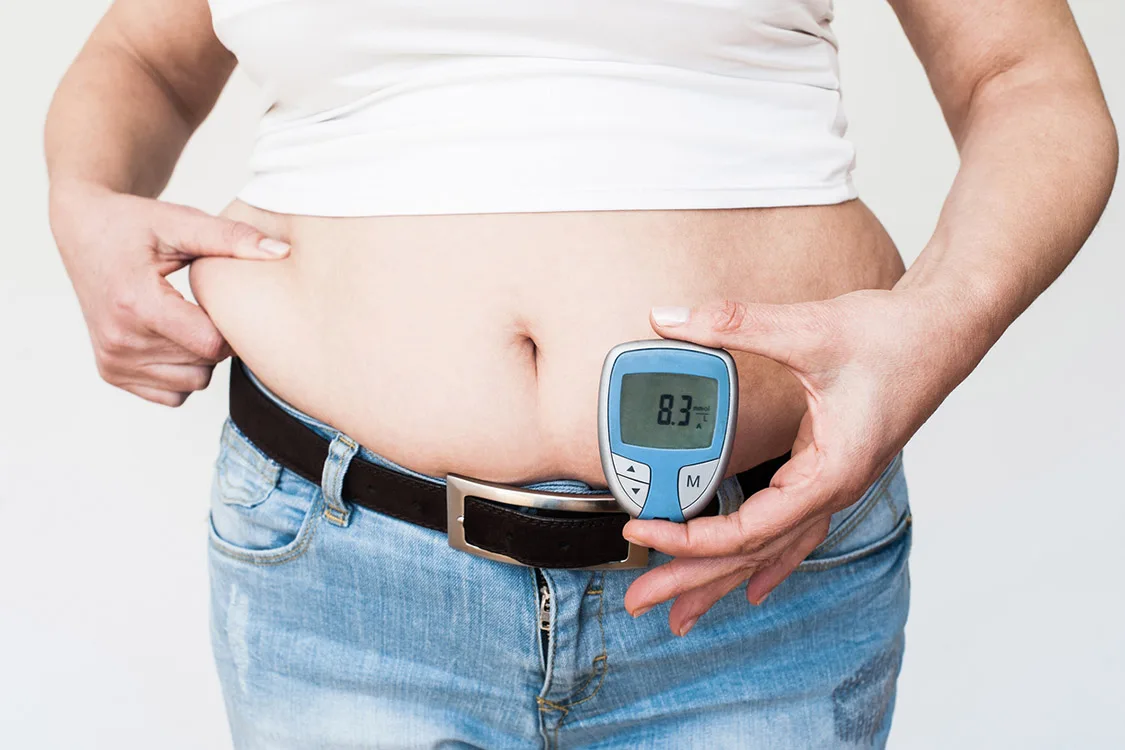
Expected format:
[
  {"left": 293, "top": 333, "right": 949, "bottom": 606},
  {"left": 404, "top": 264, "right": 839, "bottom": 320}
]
[{"left": 321, "top": 434, "right": 359, "bottom": 527}]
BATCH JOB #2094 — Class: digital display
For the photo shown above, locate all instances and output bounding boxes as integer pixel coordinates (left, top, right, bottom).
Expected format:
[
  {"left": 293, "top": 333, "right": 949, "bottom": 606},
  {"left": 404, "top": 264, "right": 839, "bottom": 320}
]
[{"left": 620, "top": 373, "right": 719, "bottom": 449}]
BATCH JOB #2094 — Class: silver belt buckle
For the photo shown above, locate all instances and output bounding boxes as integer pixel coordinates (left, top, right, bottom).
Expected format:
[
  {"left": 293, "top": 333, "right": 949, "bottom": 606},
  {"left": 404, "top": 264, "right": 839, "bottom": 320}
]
[{"left": 446, "top": 473, "right": 648, "bottom": 570}]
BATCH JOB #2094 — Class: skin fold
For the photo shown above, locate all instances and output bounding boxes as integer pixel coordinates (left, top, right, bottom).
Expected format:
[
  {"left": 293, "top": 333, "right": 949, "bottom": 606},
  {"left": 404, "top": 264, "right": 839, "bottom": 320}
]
[{"left": 45, "top": 0, "right": 1117, "bottom": 636}]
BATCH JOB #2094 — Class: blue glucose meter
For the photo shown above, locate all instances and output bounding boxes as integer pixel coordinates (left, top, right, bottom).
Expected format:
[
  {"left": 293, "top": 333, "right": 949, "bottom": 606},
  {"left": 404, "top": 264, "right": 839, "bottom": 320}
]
[{"left": 598, "top": 340, "right": 739, "bottom": 521}]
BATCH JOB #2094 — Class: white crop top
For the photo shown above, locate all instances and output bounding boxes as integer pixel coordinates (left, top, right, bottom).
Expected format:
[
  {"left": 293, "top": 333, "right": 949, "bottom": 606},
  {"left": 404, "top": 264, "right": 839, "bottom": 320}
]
[{"left": 209, "top": 0, "right": 856, "bottom": 217}]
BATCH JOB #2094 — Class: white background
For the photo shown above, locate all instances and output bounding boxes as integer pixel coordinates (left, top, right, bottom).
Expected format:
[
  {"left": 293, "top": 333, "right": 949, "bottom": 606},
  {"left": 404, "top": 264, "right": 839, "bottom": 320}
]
[{"left": 1, "top": 1, "right": 1122, "bottom": 748}]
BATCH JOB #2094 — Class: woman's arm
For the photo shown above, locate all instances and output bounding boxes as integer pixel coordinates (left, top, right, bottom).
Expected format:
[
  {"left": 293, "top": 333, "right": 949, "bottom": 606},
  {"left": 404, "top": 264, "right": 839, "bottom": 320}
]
[
  {"left": 45, "top": 0, "right": 236, "bottom": 197},
  {"left": 621, "top": 0, "right": 1117, "bottom": 635},
  {"left": 890, "top": 0, "right": 1118, "bottom": 367},
  {"left": 45, "top": 0, "right": 288, "bottom": 407}
]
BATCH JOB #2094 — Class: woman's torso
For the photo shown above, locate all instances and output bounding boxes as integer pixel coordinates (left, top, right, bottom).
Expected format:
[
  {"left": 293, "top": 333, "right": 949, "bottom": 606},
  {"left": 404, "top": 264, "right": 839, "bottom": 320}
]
[{"left": 190, "top": 204, "right": 904, "bottom": 487}]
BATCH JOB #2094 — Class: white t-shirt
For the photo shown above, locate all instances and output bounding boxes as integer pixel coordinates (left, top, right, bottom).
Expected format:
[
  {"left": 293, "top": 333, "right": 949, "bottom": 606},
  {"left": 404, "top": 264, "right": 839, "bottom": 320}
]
[{"left": 209, "top": 0, "right": 855, "bottom": 217}]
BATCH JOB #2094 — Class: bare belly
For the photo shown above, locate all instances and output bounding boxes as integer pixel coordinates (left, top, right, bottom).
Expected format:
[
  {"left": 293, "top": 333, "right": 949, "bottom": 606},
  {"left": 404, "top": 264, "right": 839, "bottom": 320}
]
[{"left": 189, "top": 202, "right": 904, "bottom": 487}]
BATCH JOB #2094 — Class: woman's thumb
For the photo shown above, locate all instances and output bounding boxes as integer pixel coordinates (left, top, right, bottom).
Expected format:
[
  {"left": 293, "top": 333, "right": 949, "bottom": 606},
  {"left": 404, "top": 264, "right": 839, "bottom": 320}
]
[
  {"left": 156, "top": 208, "right": 290, "bottom": 260},
  {"left": 649, "top": 299, "right": 831, "bottom": 370}
]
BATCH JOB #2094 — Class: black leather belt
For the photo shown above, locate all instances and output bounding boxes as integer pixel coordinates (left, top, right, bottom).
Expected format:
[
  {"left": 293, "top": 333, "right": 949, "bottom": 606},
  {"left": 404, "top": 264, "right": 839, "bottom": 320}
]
[{"left": 229, "top": 359, "right": 788, "bottom": 569}]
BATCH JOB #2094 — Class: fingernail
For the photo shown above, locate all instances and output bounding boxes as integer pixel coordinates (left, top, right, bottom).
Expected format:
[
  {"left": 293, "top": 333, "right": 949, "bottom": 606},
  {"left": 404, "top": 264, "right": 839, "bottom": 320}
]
[
  {"left": 679, "top": 617, "right": 699, "bottom": 636},
  {"left": 651, "top": 306, "right": 691, "bottom": 327},
  {"left": 257, "top": 238, "right": 291, "bottom": 257},
  {"left": 752, "top": 592, "right": 771, "bottom": 606},
  {"left": 631, "top": 606, "right": 653, "bottom": 618}
]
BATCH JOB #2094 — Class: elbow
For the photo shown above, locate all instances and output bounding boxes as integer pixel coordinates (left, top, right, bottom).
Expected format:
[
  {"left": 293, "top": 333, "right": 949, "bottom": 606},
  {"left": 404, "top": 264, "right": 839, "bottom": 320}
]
[
  {"left": 1086, "top": 105, "right": 1119, "bottom": 214},
  {"left": 1103, "top": 111, "right": 1119, "bottom": 192},
  {"left": 1064, "top": 101, "right": 1118, "bottom": 249},
  {"left": 968, "top": 71, "right": 1119, "bottom": 203}
]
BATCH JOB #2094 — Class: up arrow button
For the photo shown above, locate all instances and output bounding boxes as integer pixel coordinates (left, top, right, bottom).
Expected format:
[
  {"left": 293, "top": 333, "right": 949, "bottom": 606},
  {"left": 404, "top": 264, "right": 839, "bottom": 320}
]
[{"left": 610, "top": 454, "right": 651, "bottom": 483}]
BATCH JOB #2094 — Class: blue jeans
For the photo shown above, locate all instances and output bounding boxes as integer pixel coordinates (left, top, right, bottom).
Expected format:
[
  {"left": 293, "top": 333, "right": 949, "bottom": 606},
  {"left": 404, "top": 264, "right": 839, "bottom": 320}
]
[{"left": 208, "top": 366, "right": 913, "bottom": 749}]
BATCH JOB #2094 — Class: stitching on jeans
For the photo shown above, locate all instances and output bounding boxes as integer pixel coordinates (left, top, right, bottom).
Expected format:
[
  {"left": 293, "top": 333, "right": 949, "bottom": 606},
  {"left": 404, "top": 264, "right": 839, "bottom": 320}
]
[
  {"left": 322, "top": 438, "right": 356, "bottom": 525},
  {"left": 544, "top": 653, "right": 609, "bottom": 743},
  {"left": 562, "top": 592, "right": 609, "bottom": 708},
  {"left": 813, "top": 454, "right": 903, "bottom": 557},
  {"left": 815, "top": 453, "right": 901, "bottom": 554},
  {"left": 224, "top": 433, "right": 280, "bottom": 475},
  {"left": 536, "top": 700, "right": 567, "bottom": 750},
  {"left": 537, "top": 600, "right": 607, "bottom": 713},
  {"left": 215, "top": 436, "right": 281, "bottom": 511},
  {"left": 797, "top": 513, "right": 912, "bottom": 572},
  {"left": 814, "top": 484, "right": 889, "bottom": 558},
  {"left": 539, "top": 578, "right": 610, "bottom": 746},
  {"left": 216, "top": 471, "right": 278, "bottom": 510},
  {"left": 325, "top": 455, "right": 342, "bottom": 514},
  {"left": 223, "top": 420, "right": 283, "bottom": 475},
  {"left": 209, "top": 492, "right": 324, "bottom": 566},
  {"left": 537, "top": 653, "right": 610, "bottom": 713},
  {"left": 216, "top": 426, "right": 282, "bottom": 505},
  {"left": 537, "top": 658, "right": 609, "bottom": 737}
]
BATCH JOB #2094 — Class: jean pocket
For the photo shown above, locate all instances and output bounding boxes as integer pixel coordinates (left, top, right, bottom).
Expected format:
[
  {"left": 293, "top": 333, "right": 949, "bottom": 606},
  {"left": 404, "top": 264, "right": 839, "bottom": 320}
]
[
  {"left": 208, "top": 418, "right": 322, "bottom": 564},
  {"left": 797, "top": 453, "right": 912, "bottom": 571}
]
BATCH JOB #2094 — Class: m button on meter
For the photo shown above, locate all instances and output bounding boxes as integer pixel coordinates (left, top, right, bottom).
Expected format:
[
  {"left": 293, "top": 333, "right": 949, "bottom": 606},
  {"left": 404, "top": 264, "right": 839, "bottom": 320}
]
[{"left": 678, "top": 459, "right": 720, "bottom": 512}]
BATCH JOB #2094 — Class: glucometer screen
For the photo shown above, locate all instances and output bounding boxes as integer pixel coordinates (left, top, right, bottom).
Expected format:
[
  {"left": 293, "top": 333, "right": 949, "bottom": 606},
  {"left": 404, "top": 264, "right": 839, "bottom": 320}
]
[{"left": 620, "top": 373, "right": 719, "bottom": 449}]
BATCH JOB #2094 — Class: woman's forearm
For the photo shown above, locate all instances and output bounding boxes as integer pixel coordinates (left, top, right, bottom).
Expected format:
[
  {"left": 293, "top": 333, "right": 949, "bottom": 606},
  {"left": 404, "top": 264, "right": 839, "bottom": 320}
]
[
  {"left": 895, "top": 66, "right": 1119, "bottom": 365},
  {"left": 44, "top": 3, "right": 235, "bottom": 200},
  {"left": 42, "top": 2, "right": 287, "bottom": 409}
]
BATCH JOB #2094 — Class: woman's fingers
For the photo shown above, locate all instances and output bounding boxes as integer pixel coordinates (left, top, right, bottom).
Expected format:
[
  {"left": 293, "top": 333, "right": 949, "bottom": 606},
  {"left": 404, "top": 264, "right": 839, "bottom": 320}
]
[
  {"left": 91, "top": 264, "right": 231, "bottom": 404},
  {"left": 145, "top": 279, "right": 232, "bottom": 363},
  {"left": 668, "top": 570, "right": 748, "bottom": 636},
  {"left": 622, "top": 501, "right": 773, "bottom": 558},
  {"left": 626, "top": 514, "right": 829, "bottom": 633},
  {"left": 744, "top": 517, "right": 830, "bottom": 606},
  {"left": 151, "top": 203, "right": 290, "bottom": 261},
  {"left": 625, "top": 516, "right": 821, "bottom": 614},
  {"left": 51, "top": 187, "right": 275, "bottom": 406},
  {"left": 130, "top": 362, "right": 217, "bottom": 393},
  {"left": 628, "top": 290, "right": 924, "bottom": 636},
  {"left": 625, "top": 555, "right": 750, "bottom": 616},
  {"left": 108, "top": 360, "right": 215, "bottom": 400},
  {"left": 624, "top": 448, "right": 832, "bottom": 559},
  {"left": 623, "top": 484, "right": 823, "bottom": 559},
  {"left": 124, "top": 383, "right": 190, "bottom": 408},
  {"left": 650, "top": 299, "right": 840, "bottom": 374}
]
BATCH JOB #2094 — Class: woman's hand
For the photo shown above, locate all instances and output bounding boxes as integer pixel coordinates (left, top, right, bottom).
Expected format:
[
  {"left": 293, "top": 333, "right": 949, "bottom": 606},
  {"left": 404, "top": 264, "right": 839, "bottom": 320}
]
[
  {"left": 48, "top": 180, "right": 290, "bottom": 406},
  {"left": 622, "top": 288, "right": 985, "bottom": 635}
]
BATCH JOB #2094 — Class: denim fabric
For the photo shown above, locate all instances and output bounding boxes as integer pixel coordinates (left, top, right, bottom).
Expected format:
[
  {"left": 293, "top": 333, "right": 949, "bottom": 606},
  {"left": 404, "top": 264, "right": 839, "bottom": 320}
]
[{"left": 208, "top": 368, "right": 913, "bottom": 749}]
